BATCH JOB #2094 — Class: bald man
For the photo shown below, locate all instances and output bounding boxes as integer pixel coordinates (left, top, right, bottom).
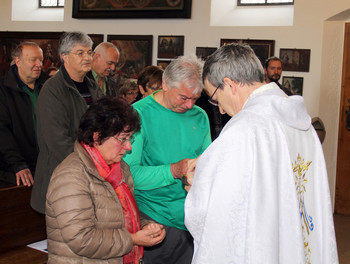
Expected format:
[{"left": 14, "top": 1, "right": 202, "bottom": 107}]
[{"left": 87, "top": 42, "right": 120, "bottom": 96}]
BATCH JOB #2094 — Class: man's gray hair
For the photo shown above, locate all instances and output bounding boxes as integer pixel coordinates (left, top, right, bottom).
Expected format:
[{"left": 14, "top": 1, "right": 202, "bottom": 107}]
[
  {"left": 58, "top": 31, "right": 93, "bottom": 62},
  {"left": 12, "top": 41, "right": 41, "bottom": 60},
  {"left": 203, "top": 43, "right": 265, "bottom": 88},
  {"left": 163, "top": 54, "right": 204, "bottom": 94}
]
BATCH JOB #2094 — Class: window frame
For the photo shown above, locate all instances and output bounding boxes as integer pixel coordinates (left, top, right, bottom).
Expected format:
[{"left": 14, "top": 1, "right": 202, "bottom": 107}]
[
  {"left": 237, "top": 0, "right": 294, "bottom": 6},
  {"left": 39, "top": 0, "right": 64, "bottom": 8}
]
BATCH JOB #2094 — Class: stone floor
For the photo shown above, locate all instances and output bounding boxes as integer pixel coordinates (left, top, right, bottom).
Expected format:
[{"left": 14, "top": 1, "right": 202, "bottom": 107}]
[{"left": 334, "top": 214, "right": 350, "bottom": 264}]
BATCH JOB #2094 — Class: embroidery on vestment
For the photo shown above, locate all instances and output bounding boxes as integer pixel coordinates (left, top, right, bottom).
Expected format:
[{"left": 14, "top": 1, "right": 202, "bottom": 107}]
[{"left": 293, "top": 154, "right": 313, "bottom": 264}]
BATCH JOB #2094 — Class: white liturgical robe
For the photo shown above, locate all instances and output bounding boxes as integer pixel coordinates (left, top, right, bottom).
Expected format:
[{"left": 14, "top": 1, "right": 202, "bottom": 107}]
[{"left": 185, "top": 83, "right": 338, "bottom": 264}]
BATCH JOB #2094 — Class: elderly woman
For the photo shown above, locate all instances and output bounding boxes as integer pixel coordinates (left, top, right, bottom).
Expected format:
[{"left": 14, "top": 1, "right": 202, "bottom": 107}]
[
  {"left": 45, "top": 97, "right": 165, "bottom": 264},
  {"left": 118, "top": 79, "right": 140, "bottom": 104},
  {"left": 137, "top": 65, "right": 163, "bottom": 98}
]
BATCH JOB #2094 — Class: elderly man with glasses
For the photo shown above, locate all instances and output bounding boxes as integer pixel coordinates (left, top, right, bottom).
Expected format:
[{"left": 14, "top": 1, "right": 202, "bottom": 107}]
[
  {"left": 185, "top": 43, "right": 338, "bottom": 264},
  {"left": 31, "top": 31, "right": 104, "bottom": 214},
  {"left": 124, "top": 55, "right": 211, "bottom": 264}
]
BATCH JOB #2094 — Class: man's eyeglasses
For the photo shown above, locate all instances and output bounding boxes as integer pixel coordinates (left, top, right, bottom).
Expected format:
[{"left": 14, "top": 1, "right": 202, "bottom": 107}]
[
  {"left": 114, "top": 135, "right": 135, "bottom": 145},
  {"left": 208, "top": 84, "right": 220, "bottom": 106},
  {"left": 70, "top": 50, "right": 94, "bottom": 58}
]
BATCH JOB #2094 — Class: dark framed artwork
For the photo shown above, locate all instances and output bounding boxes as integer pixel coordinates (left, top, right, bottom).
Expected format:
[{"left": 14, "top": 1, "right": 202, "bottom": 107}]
[
  {"left": 0, "top": 31, "right": 103, "bottom": 78},
  {"left": 158, "top": 35, "right": 184, "bottom": 59},
  {"left": 220, "top": 39, "right": 275, "bottom": 67},
  {"left": 279, "top": 49, "right": 311, "bottom": 72},
  {"left": 107, "top": 35, "right": 152, "bottom": 80},
  {"left": 282, "top": 76, "right": 303, "bottom": 95},
  {"left": 72, "top": 0, "right": 192, "bottom": 19},
  {"left": 196, "top": 47, "right": 217, "bottom": 60},
  {"left": 89, "top": 34, "right": 105, "bottom": 49},
  {"left": 157, "top": 60, "right": 172, "bottom": 69}
]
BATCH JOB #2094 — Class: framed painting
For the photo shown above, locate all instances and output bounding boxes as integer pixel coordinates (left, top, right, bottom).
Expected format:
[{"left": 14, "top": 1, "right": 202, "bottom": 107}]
[
  {"left": 107, "top": 35, "right": 153, "bottom": 80},
  {"left": 158, "top": 35, "right": 184, "bottom": 59},
  {"left": 0, "top": 31, "right": 103, "bottom": 78},
  {"left": 279, "top": 48, "right": 311, "bottom": 72},
  {"left": 196, "top": 47, "right": 217, "bottom": 60},
  {"left": 72, "top": 0, "right": 192, "bottom": 19},
  {"left": 89, "top": 34, "right": 105, "bottom": 49},
  {"left": 282, "top": 76, "right": 303, "bottom": 95},
  {"left": 157, "top": 60, "right": 172, "bottom": 69},
  {"left": 220, "top": 39, "right": 275, "bottom": 67}
]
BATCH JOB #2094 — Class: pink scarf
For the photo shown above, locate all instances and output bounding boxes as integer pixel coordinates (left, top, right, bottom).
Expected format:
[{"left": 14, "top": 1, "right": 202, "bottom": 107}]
[{"left": 81, "top": 142, "right": 143, "bottom": 264}]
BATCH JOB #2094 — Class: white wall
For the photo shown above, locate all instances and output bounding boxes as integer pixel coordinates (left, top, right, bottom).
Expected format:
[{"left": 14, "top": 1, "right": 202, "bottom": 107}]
[
  {"left": 12, "top": 0, "right": 64, "bottom": 21},
  {"left": 2, "top": 0, "right": 350, "bottom": 205},
  {"left": 210, "top": 0, "right": 294, "bottom": 26}
]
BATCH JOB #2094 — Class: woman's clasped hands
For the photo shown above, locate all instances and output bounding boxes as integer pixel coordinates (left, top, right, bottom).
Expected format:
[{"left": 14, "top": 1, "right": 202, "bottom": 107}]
[{"left": 131, "top": 223, "right": 166, "bottom": 247}]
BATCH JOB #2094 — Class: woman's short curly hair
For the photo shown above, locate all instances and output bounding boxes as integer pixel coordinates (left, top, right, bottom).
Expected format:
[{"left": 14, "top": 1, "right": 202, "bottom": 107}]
[{"left": 77, "top": 96, "right": 140, "bottom": 146}]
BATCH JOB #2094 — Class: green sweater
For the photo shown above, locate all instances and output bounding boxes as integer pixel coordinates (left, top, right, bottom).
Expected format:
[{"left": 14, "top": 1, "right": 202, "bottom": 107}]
[{"left": 124, "top": 92, "right": 211, "bottom": 230}]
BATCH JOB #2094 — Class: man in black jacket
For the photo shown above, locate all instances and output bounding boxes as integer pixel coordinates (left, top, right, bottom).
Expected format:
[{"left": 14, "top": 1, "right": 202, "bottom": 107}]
[{"left": 0, "top": 42, "right": 47, "bottom": 187}]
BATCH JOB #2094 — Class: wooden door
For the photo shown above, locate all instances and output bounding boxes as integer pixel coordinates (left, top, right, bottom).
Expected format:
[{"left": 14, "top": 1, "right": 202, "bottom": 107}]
[{"left": 335, "top": 23, "right": 350, "bottom": 215}]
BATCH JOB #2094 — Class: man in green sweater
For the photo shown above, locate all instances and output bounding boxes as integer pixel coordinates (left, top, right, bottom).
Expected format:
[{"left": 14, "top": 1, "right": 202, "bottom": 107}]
[{"left": 124, "top": 55, "right": 211, "bottom": 264}]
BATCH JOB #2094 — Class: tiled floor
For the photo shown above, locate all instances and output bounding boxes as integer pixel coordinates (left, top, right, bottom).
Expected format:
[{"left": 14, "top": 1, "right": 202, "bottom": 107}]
[{"left": 334, "top": 214, "right": 350, "bottom": 264}]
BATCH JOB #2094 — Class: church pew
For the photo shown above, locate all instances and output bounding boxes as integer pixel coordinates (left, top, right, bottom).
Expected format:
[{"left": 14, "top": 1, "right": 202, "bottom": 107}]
[{"left": 0, "top": 185, "right": 47, "bottom": 263}]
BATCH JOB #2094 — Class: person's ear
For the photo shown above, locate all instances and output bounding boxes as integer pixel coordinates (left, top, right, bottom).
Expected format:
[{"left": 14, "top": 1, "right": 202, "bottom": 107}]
[
  {"left": 61, "top": 53, "right": 68, "bottom": 65},
  {"left": 93, "top": 53, "right": 100, "bottom": 61},
  {"left": 223, "top": 78, "right": 237, "bottom": 94},
  {"left": 139, "top": 84, "right": 146, "bottom": 95},
  {"left": 162, "top": 80, "right": 169, "bottom": 92},
  {"left": 14, "top": 56, "right": 21, "bottom": 68},
  {"left": 93, "top": 132, "right": 100, "bottom": 144}
]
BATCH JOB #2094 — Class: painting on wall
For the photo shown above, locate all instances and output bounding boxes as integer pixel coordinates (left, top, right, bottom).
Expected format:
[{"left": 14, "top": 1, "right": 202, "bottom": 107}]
[
  {"left": 72, "top": 0, "right": 192, "bottom": 19},
  {"left": 158, "top": 35, "right": 184, "bottom": 59},
  {"left": 0, "top": 31, "right": 103, "bottom": 78},
  {"left": 279, "top": 48, "right": 311, "bottom": 72},
  {"left": 107, "top": 34, "right": 153, "bottom": 80},
  {"left": 282, "top": 76, "right": 303, "bottom": 95},
  {"left": 196, "top": 47, "right": 217, "bottom": 60},
  {"left": 220, "top": 39, "right": 275, "bottom": 67},
  {"left": 157, "top": 60, "right": 172, "bottom": 69}
]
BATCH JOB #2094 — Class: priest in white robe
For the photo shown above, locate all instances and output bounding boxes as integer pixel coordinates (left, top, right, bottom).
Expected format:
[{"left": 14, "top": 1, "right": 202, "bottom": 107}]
[{"left": 184, "top": 43, "right": 338, "bottom": 264}]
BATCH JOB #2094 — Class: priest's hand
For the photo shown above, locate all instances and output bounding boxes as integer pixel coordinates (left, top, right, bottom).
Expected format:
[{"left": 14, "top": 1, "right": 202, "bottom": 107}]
[{"left": 184, "top": 157, "right": 200, "bottom": 192}]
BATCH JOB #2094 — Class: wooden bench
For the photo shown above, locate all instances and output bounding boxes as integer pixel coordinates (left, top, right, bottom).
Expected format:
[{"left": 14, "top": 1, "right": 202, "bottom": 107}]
[{"left": 0, "top": 185, "right": 47, "bottom": 263}]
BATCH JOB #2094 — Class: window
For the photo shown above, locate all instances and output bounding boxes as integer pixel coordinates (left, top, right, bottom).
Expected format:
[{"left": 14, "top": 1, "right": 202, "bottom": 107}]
[
  {"left": 238, "top": 0, "right": 294, "bottom": 6},
  {"left": 39, "top": 0, "right": 64, "bottom": 7},
  {"left": 211, "top": 0, "right": 294, "bottom": 27}
]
